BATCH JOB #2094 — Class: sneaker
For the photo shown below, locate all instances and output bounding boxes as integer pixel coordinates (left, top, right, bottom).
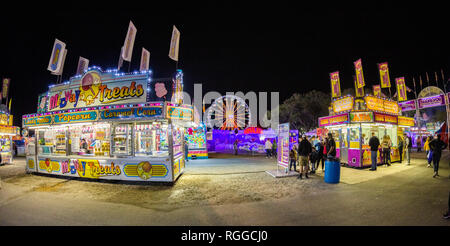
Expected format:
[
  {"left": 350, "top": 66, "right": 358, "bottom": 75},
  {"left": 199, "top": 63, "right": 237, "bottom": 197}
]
[
  {"left": 433, "top": 172, "right": 438, "bottom": 178},
  {"left": 305, "top": 174, "right": 309, "bottom": 179},
  {"left": 427, "top": 164, "right": 431, "bottom": 168}
]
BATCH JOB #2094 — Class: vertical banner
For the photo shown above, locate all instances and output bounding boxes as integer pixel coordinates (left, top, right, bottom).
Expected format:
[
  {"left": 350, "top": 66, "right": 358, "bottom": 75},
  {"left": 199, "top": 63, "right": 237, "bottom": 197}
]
[
  {"left": 139, "top": 48, "right": 150, "bottom": 71},
  {"left": 2, "top": 78, "right": 10, "bottom": 99},
  {"left": 76, "top": 57, "right": 89, "bottom": 75},
  {"left": 122, "top": 21, "right": 137, "bottom": 62},
  {"left": 52, "top": 49, "right": 67, "bottom": 75},
  {"left": 396, "top": 77, "right": 407, "bottom": 102},
  {"left": 118, "top": 46, "right": 124, "bottom": 70},
  {"left": 354, "top": 75, "right": 364, "bottom": 97},
  {"left": 277, "top": 123, "right": 290, "bottom": 168},
  {"left": 329, "top": 71, "right": 341, "bottom": 98},
  {"left": 378, "top": 62, "right": 391, "bottom": 88},
  {"left": 354, "top": 58, "right": 365, "bottom": 88},
  {"left": 47, "top": 39, "right": 66, "bottom": 74},
  {"left": 169, "top": 25, "right": 180, "bottom": 61},
  {"left": 373, "top": 85, "right": 381, "bottom": 97}
]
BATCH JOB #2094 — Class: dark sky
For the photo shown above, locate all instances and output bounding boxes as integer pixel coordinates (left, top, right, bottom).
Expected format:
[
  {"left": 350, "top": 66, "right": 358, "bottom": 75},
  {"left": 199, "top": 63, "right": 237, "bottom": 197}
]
[{"left": 1, "top": 3, "right": 449, "bottom": 127}]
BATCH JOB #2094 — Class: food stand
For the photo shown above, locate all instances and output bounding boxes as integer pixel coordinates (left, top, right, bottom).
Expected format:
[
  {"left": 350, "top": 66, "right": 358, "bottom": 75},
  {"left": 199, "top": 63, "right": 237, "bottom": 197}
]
[
  {"left": 318, "top": 95, "right": 415, "bottom": 168},
  {"left": 0, "top": 111, "right": 20, "bottom": 164},
  {"left": 22, "top": 68, "right": 193, "bottom": 184}
]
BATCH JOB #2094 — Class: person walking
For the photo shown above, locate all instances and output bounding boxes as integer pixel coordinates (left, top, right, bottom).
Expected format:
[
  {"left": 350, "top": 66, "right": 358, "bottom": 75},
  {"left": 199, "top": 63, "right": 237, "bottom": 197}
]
[
  {"left": 264, "top": 139, "right": 272, "bottom": 158},
  {"left": 297, "top": 135, "right": 312, "bottom": 179},
  {"left": 416, "top": 136, "right": 422, "bottom": 152},
  {"left": 272, "top": 139, "right": 277, "bottom": 158},
  {"left": 429, "top": 134, "right": 448, "bottom": 178},
  {"left": 404, "top": 133, "right": 412, "bottom": 165},
  {"left": 424, "top": 136, "right": 432, "bottom": 167},
  {"left": 381, "top": 135, "right": 391, "bottom": 167},
  {"left": 398, "top": 136, "right": 404, "bottom": 163},
  {"left": 315, "top": 139, "right": 324, "bottom": 173},
  {"left": 289, "top": 145, "right": 298, "bottom": 172},
  {"left": 369, "top": 132, "right": 380, "bottom": 171}
]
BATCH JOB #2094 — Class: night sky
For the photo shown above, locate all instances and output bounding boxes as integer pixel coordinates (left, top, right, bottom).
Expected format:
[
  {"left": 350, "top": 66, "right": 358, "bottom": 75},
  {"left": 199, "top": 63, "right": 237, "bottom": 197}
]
[{"left": 1, "top": 3, "right": 449, "bottom": 127}]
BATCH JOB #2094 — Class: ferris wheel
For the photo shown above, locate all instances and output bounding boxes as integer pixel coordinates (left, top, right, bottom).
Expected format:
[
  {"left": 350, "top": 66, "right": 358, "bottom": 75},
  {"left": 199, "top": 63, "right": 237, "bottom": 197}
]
[{"left": 205, "top": 95, "right": 251, "bottom": 130}]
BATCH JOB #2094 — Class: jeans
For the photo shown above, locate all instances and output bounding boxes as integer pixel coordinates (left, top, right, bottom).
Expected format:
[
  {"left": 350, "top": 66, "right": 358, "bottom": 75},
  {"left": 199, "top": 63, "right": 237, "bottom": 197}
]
[
  {"left": 316, "top": 157, "right": 324, "bottom": 170},
  {"left": 371, "top": 150, "right": 378, "bottom": 170},
  {"left": 382, "top": 149, "right": 390, "bottom": 165},
  {"left": 406, "top": 148, "right": 411, "bottom": 164},
  {"left": 433, "top": 153, "right": 441, "bottom": 172},
  {"left": 289, "top": 159, "right": 297, "bottom": 171},
  {"left": 265, "top": 149, "right": 271, "bottom": 158},
  {"left": 399, "top": 147, "right": 403, "bottom": 162}
]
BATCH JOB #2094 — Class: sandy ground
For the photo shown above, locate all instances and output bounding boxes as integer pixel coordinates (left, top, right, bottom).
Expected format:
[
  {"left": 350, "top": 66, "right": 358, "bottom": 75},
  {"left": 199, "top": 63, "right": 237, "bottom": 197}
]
[{"left": 0, "top": 151, "right": 449, "bottom": 225}]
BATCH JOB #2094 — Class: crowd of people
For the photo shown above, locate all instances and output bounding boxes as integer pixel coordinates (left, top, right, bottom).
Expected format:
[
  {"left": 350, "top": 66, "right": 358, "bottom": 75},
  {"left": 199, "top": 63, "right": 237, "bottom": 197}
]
[{"left": 286, "top": 132, "right": 336, "bottom": 179}]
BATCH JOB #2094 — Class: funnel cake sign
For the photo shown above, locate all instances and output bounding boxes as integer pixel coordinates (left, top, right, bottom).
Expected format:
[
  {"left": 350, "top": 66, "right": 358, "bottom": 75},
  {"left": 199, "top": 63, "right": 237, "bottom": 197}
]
[{"left": 48, "top": 70, "right": 148, "bottom": 112}]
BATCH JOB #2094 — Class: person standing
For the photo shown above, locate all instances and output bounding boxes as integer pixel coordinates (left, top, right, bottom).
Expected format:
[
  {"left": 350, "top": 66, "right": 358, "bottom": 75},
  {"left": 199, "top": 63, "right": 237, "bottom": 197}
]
[
  {"left": 315, "top": 139, "right": 324, "bottom": 172},
  {"left": 233, "top": 139, "right": 238, "bottom": 155},
  {"left": 404, "top": 133, "right": 412, "bottom": 165},
  {"left": 424, "top": 136, "right": 432, "bottom": 168},
  {"left": 264, "top": 139, "right": 272, "bottom": 158},
  {"left": 326, "top": 133, "right": 336, "bottom": 158},
  {"left": 369, "top": 132, "right": 380, "bottom": 171},
  {"left": 416, "top": 136, "right": 422, "bottom": 152},
  {"left": 429, "top": 134, "right": 448, "bottom": 178},
  {"left": 297, "top": 135, "right": 312, "bottom": 179},
  {"left": 184, "top": 139, "right": 189, "bottom": 162},
  {"left": 381, "top": 135, "right": 391, "bottom": 167},
  {"left": 398, "top": 136, "right": 404, "bottom": 163},
  {"left": 289, "top": 145, "right": 298, "bottom": 172},
  {"left": 321, "top": 137, "right": 328, "bottom": 172},
  {"left": 272, "top": 139, "right": 277, "bottom": 158}
]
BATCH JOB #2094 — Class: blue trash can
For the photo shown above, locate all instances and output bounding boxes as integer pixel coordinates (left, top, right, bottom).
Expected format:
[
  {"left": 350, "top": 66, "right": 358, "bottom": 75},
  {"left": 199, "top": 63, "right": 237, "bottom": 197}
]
[{"left": 324, "top": 157, "right": 340, "bottom": 184}]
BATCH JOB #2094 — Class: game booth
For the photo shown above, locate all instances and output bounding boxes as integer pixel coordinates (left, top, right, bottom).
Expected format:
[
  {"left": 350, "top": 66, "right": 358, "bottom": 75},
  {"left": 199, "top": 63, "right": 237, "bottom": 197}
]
[
  {"left": 318, "top": 95, "right": 415, "bottom": 168},
  {"left": 185, "top": 122, "right": 208, "bottom": 159},
  {"left": 0, "top": 111, "right": 20, "bottom": 164},
  {"left": 22, "top": 67, "right": 193, "bottom": 184}
]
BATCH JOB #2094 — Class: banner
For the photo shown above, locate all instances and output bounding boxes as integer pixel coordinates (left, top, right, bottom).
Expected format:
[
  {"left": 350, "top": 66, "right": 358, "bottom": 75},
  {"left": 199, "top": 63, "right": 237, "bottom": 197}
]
[
  {"left": 354, "top": 59, "right": 365, "bottom": 88},
  {"left": 378, "top": 62, "right": 391, "bottom": 88},
  {"left": 373, "top": 85, "right": 381, "bottom": 96},
  {"left": 329, "top": 71, "right": 341, "bottom": 98},
  {"left": 47, "top": 39, "right": 66, "bottom": 74},
  {"left": 52, "top": 49, "right": 67, "bottom": 75},
  {"left": 354, "top": 75, "right": 364, "bottom": 97},
  {"left": 76, "top": 57, "right": 89, "bottom": 75},
  {"left": 122, "top": 21, "right": 137, "bottom": 62},
  {"left": 2, "top": 78, "right": 10, "bottom": 99},
  {"left": 118, "top": 46, "right": 124, "bottom": 70},
  {"left": 139, "top": 48, "right": 150, "bottom": 71},
  {"left": 396, "top": 77, "right": 407, "bottom": 101},
  {"left": 332, "top": 96, "right": 354, "bottom": 113},
  {"left": 169, "top": 25, "right": 180, "bottom": 61},
  {"left": 277, "top": 123, "right": 290, "bottom": 168}
]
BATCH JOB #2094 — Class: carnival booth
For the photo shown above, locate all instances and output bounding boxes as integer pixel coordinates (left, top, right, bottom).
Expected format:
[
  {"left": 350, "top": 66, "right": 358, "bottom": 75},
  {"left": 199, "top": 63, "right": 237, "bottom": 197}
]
[
  {"left": 0, "top": 111, "right": 20, "bottom": 164},
  {"left": 185, "top": 122, "right": 208, "bottom": 159},
  {"left": 22, "top": 68, "right": 193, "bottom": 184},
  {"left": 318, "top": 95, "right": 415, "bottom": 168}
]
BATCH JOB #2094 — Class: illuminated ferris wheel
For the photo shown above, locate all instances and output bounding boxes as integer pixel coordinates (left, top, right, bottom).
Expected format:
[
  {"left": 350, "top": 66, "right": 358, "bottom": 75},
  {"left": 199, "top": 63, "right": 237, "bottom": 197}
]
[{"left": 205, "top": 95, "right": 250, "bottom": 130}]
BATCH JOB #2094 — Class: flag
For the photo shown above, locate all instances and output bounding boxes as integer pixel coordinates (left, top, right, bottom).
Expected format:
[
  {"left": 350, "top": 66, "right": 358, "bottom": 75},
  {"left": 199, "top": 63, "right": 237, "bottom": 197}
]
[
  {"left": 8, "top": 98, "right": 11, "bottom": 111},
  {"left": 51, "top": 49, "right": 67, "bottom": 76},
  {"left": 413, "top": 77, "right": 417, "bottom": 95},
  {"left": 419, "top": 75, "right": 423, "bottom": 88},
  {"left": 435, "top": 71, "right": 438, "bottom": 85},
  {"left": 47, "top": 39, "right": 66, "bottom": 74},
  {"left": 354, "top": 75, "right": 364, "bottom": 97},
  {"left": 441, "top": 69, "right": 445, "bottom": 82},
  {"left": 139, "top": 48, "right": 150, "bottom": 72},
  {"left": 329, "top": 71, "right": 341, "bottom": 98},
  {"left": 118, "top": 46, "right": 124, "bottom": 70},
  {"left": 378, "top": 62, "right": 391, "bottom": 88},
  {"left": 76, "top": 57, "right": 89, "bottom": 75},
  {"left": 2, "top": 78, "right": 10, "bottom": 99},
  {"left": 169, "top": 25, "right": 181, "bottom": 61},
  {"left": 373, "top": 85, "right": 381, "bottom": 97},
  {"left": 354, "top": 59, "right": 365, "bottom": 88},
  {"left": 396, "top": 77, "right": 407, "bottom": 101},
  {"left": 426, "top": 72, "right": 430, "bottom": 85},
  {"left": 122, "top": 21, "right": 137, "bottom": 62}
]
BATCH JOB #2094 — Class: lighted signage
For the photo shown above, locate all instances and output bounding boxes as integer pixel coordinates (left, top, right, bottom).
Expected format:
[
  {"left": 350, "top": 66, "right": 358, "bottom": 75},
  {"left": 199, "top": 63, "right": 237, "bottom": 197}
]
[
  {"left": 399, "top": 100, "right": 416, "bottom": 112},
  {"left": 244, "top": 127, "right": 262, "bottom": 135},
  {"left": 23, "top": 115, "right": 53, "bottom": 127},
  {"left": 418, "top": 94, "right": 446, "bottom": 109},
  {"left": 332, "top": 96, "right": 354, "bottom": 113},
  {"left": 319, "top": 114, "right": 349, "bottom": 127},
  {"left": 99, "top": 106, "right": 163, "bottom": 120},
  {"left": 374, "top": 113, "right": 397, "bottom": 124},
  {"left": 364, "top": 96, "right": 399, "bottom": 115},
  {"left": 349, "top": 112, "right": 373, "bottom": 123},
  {"left": 48, "top": 70, "right": 148, "bottom": 112},
  {"left": 0, "top": 125, "right": 20, "bottom": 135},
  {"left": 398, "top": 116, "right": 415, "bottom": 127},
  {"left": 53, "top": 110, "right": 98, "bottom": 124},
  {"left": 166, "top": 105, "right": 193, "bottom": 121}
]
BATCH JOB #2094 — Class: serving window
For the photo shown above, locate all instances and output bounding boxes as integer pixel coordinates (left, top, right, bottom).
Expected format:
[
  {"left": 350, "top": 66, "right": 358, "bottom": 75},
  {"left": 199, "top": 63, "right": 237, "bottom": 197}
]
[
  {"left": 134, "top": 121, "right": 169, "bottom": 157},
  {"left": 69, "top": 123, "right": 111, "bottom": 156}
]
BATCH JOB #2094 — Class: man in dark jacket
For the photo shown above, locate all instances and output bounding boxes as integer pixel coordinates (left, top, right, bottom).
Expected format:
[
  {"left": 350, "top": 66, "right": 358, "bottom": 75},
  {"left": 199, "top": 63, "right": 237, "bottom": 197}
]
[
  {"left": 368, "top": 133, "right": 380, "bottom": 171},
  {"left": 297, "top": 135, "right": 312, "bottom": 179},
  {"left": 429, "top": 134, "right": 448, "bottom": 178},
  {"left": 326, "top": 133, "right": 336, "bottom": 157}
]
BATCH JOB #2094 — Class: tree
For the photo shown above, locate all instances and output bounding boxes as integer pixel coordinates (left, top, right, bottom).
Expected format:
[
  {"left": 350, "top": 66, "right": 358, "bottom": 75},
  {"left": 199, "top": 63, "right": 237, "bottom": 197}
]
[{"left": 280, "top": 90, "right": 331, "bottom": 133}]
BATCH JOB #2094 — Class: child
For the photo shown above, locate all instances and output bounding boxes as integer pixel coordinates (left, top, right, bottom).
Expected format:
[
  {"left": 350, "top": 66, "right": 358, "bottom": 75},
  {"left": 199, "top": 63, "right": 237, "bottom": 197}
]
[{"left": 289, "top": 145, "right": 298, "bottom": 172}]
